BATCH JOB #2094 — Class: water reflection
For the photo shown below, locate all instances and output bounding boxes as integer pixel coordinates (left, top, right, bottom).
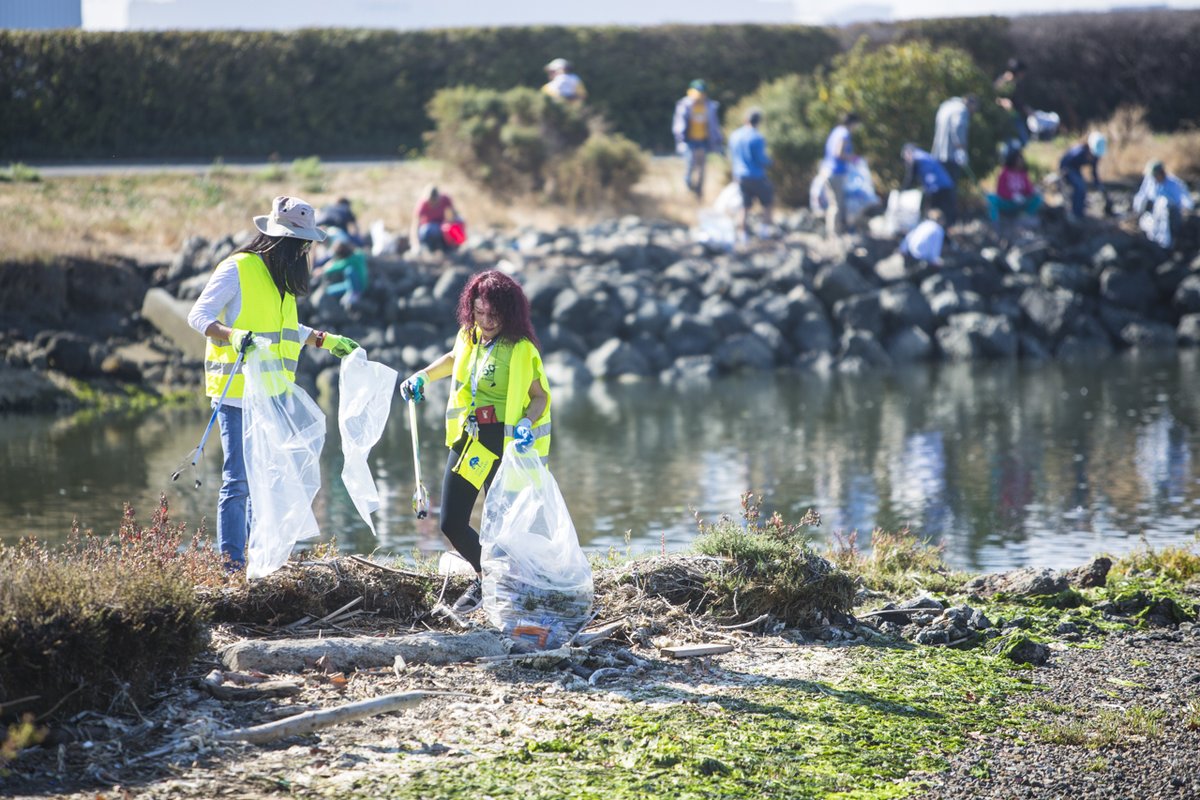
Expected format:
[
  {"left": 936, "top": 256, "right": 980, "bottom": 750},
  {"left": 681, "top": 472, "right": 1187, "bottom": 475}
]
[{"left": 1, "top": 351, "right": 1198, "bottom": 572}]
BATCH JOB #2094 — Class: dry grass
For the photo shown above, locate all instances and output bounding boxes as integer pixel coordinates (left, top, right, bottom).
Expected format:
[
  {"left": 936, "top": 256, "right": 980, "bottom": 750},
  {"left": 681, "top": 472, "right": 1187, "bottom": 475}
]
[
  {"left": 0, "top": 156, "right": 712, "bottom": 264},
  {"left": 1023, "top": 106, "right": 1200, "bottom": 186}
]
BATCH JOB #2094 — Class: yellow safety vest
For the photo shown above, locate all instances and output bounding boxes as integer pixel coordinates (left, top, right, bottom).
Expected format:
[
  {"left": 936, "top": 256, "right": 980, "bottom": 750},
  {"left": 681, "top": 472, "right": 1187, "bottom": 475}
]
[
  {"left": 687, "top": 99, "right": 709, "bottom": 142},
  {"left": 445, "top": 328, "right": 552, "bottom": 459},
  {"left": 203, "top": 252, "right": 302, "bottom": 399}
]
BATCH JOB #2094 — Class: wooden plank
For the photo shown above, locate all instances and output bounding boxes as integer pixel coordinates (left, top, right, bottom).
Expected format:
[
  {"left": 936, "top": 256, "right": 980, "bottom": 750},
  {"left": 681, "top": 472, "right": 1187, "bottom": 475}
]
[{"left": 659, "top": 643, "right": 734, "bottom": 659}]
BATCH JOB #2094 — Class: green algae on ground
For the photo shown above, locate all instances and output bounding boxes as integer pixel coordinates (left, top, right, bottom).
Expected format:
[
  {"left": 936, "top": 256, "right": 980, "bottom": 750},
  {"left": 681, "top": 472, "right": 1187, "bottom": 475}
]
[{"left": 341, "top": 646, "right": 1037, "bottom": 800}]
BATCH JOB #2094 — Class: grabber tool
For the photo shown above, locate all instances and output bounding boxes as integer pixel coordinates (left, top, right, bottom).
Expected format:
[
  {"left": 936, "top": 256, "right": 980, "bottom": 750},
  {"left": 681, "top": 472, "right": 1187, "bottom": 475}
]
[
  {"left": 408, "top": 398, "right": 430, "bottom": 518},
  {"left": 171, "top": 331, "right": 254, "bottom": 489}
]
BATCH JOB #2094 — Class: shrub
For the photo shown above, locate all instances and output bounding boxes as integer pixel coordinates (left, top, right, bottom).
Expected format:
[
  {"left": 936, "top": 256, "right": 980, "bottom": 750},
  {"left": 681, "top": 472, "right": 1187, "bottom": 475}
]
[
  {"left": 0, "top": 496, "right": 225, "bottom": 722},
  {"left": 817, "top": 39, "right": 1000, "bottom": 186},
  {"left": 827, "top": 528, "right": 961, "bottom": 595},
  {"left": 725, "top": 74, "right": 827, "bottom": 207},
  {"left": 428, "top": 85, "right": 644, "bottom": 206},
  {"left": 693, "top": 493, "right": 855, "bottom": 625},
  {"left": 553, "top": 132, "right": 647, "bottom": 208}
]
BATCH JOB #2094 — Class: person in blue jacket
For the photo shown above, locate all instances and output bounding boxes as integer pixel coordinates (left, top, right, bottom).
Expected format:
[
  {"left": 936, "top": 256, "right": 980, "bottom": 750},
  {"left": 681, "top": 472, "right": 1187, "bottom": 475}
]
[
  {"left": 1059, "top": 132, "right": 1109, "bottom": 220},
  {"left": 728, "top": 107, "right": 774, "bottom": 240},
  {"left": 902, "top": 143, "right": 957, "bottom": 226}
]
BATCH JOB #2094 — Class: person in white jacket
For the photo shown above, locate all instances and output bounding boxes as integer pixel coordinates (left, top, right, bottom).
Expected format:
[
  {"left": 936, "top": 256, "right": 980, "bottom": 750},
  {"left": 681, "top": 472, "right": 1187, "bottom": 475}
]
[{"left": 1133, "top": 160, "right": 1194, "bottom": 250}]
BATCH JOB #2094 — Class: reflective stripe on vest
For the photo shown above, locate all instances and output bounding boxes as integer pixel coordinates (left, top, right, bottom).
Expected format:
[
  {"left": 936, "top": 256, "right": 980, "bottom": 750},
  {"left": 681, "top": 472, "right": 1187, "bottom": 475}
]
[
  {"left": 203, "top": 252, "right": 302, "bottom": 399},
  {"left": 444, "top": 328, "right": 552, "bottom": 458}
]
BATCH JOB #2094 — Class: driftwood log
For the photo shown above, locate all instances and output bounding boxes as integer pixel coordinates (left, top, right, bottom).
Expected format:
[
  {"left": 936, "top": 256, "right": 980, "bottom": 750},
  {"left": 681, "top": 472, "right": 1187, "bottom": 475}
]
[
  {"left": 214, "top": 691, "right": 461, "bottom": 745},
  {"left": 222, "top": 630, "right": 509, "bottom": 673}
]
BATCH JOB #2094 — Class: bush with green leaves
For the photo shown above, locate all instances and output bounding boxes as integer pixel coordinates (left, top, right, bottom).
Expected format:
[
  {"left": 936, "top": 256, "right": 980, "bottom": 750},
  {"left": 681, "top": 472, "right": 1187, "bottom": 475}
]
[
  {"left": 427, "top": 85, "right": 644, "bottom": 204},
  {"left": 730, "top": 39, "right": 999, "bottom": 199}
]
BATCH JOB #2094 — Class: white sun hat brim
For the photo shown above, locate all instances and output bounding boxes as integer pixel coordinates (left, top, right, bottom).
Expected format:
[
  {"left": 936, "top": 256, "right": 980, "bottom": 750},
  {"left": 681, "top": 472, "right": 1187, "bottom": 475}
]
[{"left": 253, "top": 214, "right": 327, "bottom": 242}]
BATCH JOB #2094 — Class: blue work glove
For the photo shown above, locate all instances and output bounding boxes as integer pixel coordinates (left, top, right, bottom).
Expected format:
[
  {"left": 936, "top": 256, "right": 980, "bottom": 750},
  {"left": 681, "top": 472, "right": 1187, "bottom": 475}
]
[
  {"left": 514, "top": 417, "right": 534, "bottom": 453},
  {"left": 401, "top": 371, "right": 428, "bottom": 403}
]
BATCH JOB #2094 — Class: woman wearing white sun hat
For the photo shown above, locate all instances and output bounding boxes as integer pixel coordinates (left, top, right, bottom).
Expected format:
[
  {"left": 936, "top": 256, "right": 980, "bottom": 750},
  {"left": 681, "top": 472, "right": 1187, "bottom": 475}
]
[{"left": 187, "top": 196, "right": 359, "bottom": 569}]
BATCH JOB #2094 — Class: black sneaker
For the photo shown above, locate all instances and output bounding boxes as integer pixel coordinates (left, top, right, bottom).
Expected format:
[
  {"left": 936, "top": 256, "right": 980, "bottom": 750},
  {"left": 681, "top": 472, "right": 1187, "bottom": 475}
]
[{"left": 451, "top": 578, "right": 483, "bottom": 614}]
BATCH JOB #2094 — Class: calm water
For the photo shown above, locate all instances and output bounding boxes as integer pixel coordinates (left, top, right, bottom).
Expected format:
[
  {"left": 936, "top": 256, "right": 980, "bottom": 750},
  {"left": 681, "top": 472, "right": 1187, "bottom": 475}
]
[{"left": 3, "top": 351, "right": 1199, "bottom": 572}]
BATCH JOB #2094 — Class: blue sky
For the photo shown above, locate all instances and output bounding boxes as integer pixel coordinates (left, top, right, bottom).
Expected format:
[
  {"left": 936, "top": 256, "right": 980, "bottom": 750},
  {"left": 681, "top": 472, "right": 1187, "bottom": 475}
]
[{"left": 82, "top": 0, "right": 1200, "bottom": 29}]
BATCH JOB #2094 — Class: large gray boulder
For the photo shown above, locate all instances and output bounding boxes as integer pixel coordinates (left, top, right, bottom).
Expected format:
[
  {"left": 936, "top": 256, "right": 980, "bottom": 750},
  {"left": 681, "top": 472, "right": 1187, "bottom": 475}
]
[
  {"left": 885, "top": 326, "right": 935, "bottom": 362},
  {"left": 879, "top": 284, "right": 935, "bottom": 333},
  {"left": 431, "top": 267, "right": 473, "bottom": 302},
  {"left": 1178, "top": 314, "right": 1200, "bottom": 346},
  {"left": 1100, "top": 266, "right": 1158, "bottom": 313},
  {"left": 832, "top": 290, "right": 883, "bottom": 338},
  {"left": 1039, "top": 261, "right": 1096, "bottom": 295},
  {"left": 839, "top": 329, "right": 892, "bottom": 369},
  {"left": 789, "top": 311, "right": 835, "bottom": 355},
  {"left": 1019, "top": 287, "right": 1083, "bottom": 344},
  {"left": 665, "top": 313, "right": 719, "bottom": 358},
  {"left": 1119, "top": 321, "right": 1178, "bottom": 350},
  {"left": 1173, "top": 274, "right": 1200, "bottom": 314},
  {"left": 585, "top": 338, "right": 652, "bottom": 379},
  {"left": 660, "top": 355, "right": 718, "bottom": 385},
  {"left": 542, "top": 351, "right": 593, "bottom": 389},
  {"left": 813, "top": 261, "right": 872, "bottom": 308},
  {"left": 142, "top": 287, "right": 206, "bottom": 362},
  {"left": 714, "top": 332, "right": 777, "bottom": 372},
  {"left": 936, "top": 313, "right": 1017, "bottom": 360}
]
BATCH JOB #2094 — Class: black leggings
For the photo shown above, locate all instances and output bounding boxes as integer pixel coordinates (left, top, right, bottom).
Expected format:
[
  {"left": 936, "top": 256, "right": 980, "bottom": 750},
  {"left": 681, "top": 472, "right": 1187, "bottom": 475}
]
[{"left": 440, "top": 423, "right": 504, "bottom": 573}]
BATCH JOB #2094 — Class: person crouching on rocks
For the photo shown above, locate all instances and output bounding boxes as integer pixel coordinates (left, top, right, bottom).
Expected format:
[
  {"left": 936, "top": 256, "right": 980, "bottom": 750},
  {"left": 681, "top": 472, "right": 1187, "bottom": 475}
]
[
  {"left": 399, "top": 270, "right": 552, "bottom": 613},
  {"left": 186, "top": 196, "right": 360, "bottom": 569}
]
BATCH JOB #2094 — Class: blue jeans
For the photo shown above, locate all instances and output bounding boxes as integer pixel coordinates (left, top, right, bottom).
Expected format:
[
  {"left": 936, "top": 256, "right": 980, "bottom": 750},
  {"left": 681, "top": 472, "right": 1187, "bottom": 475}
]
[
  {"left": 1064, "top": 169, "right": 1088, "bottom": 218},
  {"left": 419, "top": 222, "right": 446, "bottom": 252},
  {"left": 683, "top": 141, "right": 709, "bottom": 196},
  {"left": 217, "top": 404, "right": 250, "bottom": 568}
]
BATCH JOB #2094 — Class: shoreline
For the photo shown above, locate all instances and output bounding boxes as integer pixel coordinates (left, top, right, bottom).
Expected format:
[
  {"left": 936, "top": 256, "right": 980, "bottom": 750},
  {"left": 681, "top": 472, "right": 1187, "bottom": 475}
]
[{"left": 2, "top": 532, "right": 1198, "bottom": 799}]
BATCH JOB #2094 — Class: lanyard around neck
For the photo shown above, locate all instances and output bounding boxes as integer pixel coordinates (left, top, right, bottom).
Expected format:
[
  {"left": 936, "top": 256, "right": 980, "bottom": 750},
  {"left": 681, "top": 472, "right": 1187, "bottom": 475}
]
[{"left": 469, "top": 336, "right": 498, "bottom": 408}]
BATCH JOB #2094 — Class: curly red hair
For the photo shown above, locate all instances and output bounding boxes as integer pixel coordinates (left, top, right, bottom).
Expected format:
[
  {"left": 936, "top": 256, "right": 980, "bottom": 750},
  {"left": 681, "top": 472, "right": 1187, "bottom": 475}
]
[{"left": 456, "top": 270, "right": 540, "bottom": 348}]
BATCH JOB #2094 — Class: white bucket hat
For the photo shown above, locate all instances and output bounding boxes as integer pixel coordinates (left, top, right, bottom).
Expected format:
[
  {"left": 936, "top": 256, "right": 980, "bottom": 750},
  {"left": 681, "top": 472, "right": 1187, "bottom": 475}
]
[{"left": 253, "top": 196, "right": 327, "bottom": 242}]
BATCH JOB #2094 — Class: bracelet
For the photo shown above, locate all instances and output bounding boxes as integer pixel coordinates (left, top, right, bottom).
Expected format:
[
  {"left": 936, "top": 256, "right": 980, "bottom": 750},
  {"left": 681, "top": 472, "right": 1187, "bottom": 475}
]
[{"left": 313, "top": 330, "right": 327, "bottom": 348}]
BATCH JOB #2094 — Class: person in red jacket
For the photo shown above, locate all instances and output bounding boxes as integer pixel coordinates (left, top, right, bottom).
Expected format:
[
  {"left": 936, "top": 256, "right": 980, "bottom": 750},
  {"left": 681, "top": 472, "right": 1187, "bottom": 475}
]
[{"left": 989, "top": 148, "right": 1042, "bottom": 223}]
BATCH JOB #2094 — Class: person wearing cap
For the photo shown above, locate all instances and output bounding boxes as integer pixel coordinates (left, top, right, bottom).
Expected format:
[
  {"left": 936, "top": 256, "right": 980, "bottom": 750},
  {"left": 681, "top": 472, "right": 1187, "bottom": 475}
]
[
  {"left": 186, "top": 196, "right": 360, "bottom": 569},
  {"left": 542, "top": 58, "right": 587, "bottom": 103},
  {"left": 994, "top": 58, "right": 1031, "bottom": 152},
  {"left": 672, "top": 79, "right": 723, "bottom": 199},
  {"left": 1059, "top": 132, "right": 1109, "bottom": 220},
  {"left": 1133, "top": 160, "right": 1194, "bottom": 249},
  {"left": 398, "top": 270, "right": 551, "bottom": 615},
  {"left": 728, "top": 107, "right": 774, "bottom": 241},
  {"left": 822, "top": 112, "right": 862, "bottom": 240},
  {"left": 902, "top": 143, "right": 957, "bottom": 226}
]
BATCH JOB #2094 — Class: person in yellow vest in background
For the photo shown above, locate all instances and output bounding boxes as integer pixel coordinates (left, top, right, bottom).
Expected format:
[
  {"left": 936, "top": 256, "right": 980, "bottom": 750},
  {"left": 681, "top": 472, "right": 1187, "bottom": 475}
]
[
  {"left": 672, "top": 78, "right": 724, "bottom": 199},
  {"left": 542, "top": 57, "right": 587, "bottom": 103},
  {"left": 187, "top": 196, "right": 359, "bottom": 569},
  {"left": 400, "top": 270, "right": 551, "bottom": 614}
]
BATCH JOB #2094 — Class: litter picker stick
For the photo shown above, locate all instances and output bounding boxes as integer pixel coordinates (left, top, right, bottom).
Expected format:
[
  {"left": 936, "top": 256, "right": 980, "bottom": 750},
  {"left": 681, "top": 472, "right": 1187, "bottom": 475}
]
[
  {"left": 408, "top": 399, "right": 430, "bottom": 519},
  {"left": 171, "top": 332, "right": 254, "bottom": 489}
]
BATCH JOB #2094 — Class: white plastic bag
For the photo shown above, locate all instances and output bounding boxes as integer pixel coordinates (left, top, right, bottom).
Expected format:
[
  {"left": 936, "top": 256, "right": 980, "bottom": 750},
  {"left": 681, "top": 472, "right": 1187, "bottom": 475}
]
[
  {"left": 479, "top": 443, "right": 593, "bottom": 648},
  {"left": 694, "top": 209, "right": 736, "bottom": 251},
  {"left": 843, "top": 158, "right": 880, "bottom": 223},
  {"left": 337, "top": 348, "right": 397, "bottom": 535},
  {"left": 883, "top": 189, "right": 924, "bottom": 237},
  {"left": 243, "top": 345, "right": 326, "bottom": 579},
  {"left": 714, "top": 181, "right": 743, "bottom": 214}
]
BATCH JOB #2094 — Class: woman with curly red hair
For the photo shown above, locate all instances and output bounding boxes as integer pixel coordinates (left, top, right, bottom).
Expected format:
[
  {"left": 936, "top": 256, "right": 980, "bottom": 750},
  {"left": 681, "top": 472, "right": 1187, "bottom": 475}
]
[{"left": 400, "top": 270, "right": 551, "bottom": 612}]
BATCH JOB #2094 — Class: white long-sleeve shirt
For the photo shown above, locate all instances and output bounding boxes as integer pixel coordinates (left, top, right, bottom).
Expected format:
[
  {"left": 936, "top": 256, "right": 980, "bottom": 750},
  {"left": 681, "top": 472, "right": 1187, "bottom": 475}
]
[
  {"left": 900, "top": 219, "right": 945, "bottom": 264},
  {"left": 187, "top": 258, "right": 314, "bottom": 408}
]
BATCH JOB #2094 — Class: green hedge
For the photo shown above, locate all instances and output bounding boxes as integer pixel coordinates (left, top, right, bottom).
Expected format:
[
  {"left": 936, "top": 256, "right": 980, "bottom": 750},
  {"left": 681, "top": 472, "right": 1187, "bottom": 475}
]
[
  {"left": 2, "top": 13, "right": 1197, "bottom": 161},
  {"left": 0, "top": 25, "right": 839, "bottom": 160}
]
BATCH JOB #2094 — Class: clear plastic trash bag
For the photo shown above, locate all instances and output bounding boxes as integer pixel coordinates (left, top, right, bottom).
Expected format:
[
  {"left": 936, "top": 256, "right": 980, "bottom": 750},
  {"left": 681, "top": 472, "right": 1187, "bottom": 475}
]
[
  {"left": 337, "top": 348, "right": 397, "bottom": 535},
  {"left": 243, "top": 345, "right": 326, "bottom": 579},
  {"left": 479, "top": 443, "right": 593, "bottom": 649}
]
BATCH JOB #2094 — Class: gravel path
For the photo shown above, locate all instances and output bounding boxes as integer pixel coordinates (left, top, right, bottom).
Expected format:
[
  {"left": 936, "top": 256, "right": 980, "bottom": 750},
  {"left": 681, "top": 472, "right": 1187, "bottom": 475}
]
[{"left": 919, "top": 624, "right": 1200, "bottom": 800}]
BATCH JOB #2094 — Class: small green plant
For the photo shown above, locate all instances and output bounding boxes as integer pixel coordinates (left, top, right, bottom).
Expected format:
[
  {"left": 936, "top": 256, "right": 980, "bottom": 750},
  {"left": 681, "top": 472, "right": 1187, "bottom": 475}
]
[
  {"left": 1112, "top": 536, "right": 1200, "bottom": 583},
  {"left": 1, "top": 162, "right": 41, "bottom": 183},
  {"left": 1186, "top": 700, "right": 1200, "bottom": 731},
  {"left": 1, "top": 715, "right": 45, "bottom": 775},
  {"left": 693, "top": 493, "right": 853, "bottom": 625},
  {"left": 1037, "top": 706, "right": 1164, "bottom": 748},
  {"left": 206, "top": 157, "right": 229, "bottom": 178},
  {"left": 291, "top": 156, "right": 325, "bottom": 193},
  {"left": 828, "top": 527, "right": 960, "bottom": 595},
  {"left": 257, "top": 161, "right": 286, "bottom": 182}
]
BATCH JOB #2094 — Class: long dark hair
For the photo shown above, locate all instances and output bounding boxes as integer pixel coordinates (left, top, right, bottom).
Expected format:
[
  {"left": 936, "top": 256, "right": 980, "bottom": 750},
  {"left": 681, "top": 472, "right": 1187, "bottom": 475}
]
[
  {"left": 235, "top": 233, "right": 311, "bottom": 297},
  {"left": 456, "top": 270, "right": 539, "bottom": 348}
]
